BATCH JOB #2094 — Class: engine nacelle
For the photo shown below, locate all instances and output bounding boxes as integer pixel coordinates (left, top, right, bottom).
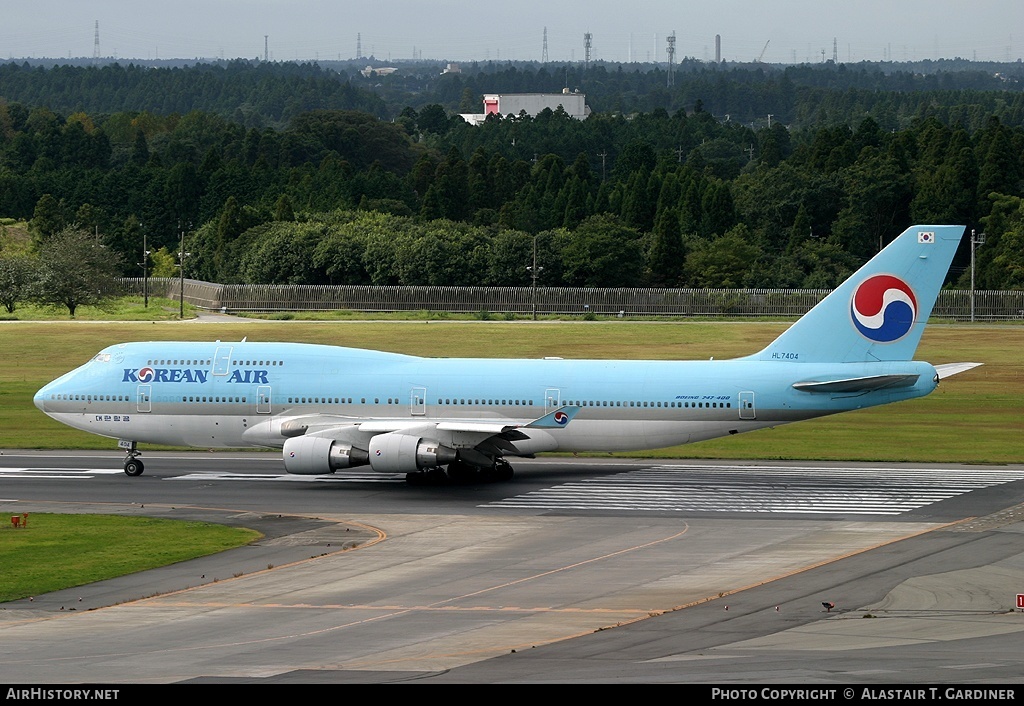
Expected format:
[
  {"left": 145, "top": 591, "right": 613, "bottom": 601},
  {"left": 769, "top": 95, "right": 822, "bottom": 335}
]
[
  {"left": 283, "top": 436, "right": 369, "bottom": 475},
  {"left": 367, "top": 433, "right": 457, "bottom": 473}
]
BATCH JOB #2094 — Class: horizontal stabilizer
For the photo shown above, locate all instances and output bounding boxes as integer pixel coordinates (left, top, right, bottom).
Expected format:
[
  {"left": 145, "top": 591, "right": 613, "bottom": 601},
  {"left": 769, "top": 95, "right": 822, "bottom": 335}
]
[
  {"left": 792, "top": 374, "right": 920, "bottom": 393},
  {"left": 935, "top": 362, "right": 984, "bottom": 379}
]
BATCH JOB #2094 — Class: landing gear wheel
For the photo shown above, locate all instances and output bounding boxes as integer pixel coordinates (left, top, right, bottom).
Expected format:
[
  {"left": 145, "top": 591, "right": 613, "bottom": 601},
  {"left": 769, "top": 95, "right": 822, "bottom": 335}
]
[
  {"left": 405, "top": 467, "right": 448, "bottom": 485},
  {"left": 121, "top": 440, "right": 144, "bottom": 477},
  {"left": 446, "top": 460, "right": 481, "bottom": 484},
  {"left": 479, "top": 460, "right": 514, "bottom": 483},
  {"left": 494, "top": 459, "right": 514, "bottom": 481}
]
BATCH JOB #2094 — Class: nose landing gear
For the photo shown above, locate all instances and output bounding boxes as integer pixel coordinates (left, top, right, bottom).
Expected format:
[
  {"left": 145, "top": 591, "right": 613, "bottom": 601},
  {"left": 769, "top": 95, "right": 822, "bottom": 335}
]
[{"left": 119, "top": 440, "right": 145, "bottom": 476}]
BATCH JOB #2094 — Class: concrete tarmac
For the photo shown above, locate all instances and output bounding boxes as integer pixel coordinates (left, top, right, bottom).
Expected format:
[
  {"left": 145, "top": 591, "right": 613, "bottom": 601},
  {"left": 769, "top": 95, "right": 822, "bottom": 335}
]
[{"left": 1, "top": 453, "right": 1022, "bottom": 684}]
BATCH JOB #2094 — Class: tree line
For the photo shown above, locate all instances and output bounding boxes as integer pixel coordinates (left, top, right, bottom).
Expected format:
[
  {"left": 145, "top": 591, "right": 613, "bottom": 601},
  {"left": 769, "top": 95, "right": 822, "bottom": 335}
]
[
  {"left": 1, "top": 60, "right": 1024, "bottom": 300},
  {"left": 3, "top": 58, "right": 1024, "bottom": 130}
]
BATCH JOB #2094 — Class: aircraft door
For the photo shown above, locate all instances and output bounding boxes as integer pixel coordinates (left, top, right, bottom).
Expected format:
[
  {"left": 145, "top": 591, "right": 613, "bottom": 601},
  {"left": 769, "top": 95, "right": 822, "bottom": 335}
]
[
  {"left": 410, "top": 387, "right": 427, "bottom": 416},
  {"left": 544, "top": 388, "right": 561, "bottom": 413},
  {"left": 738, "top": 391, "right": 755, "bottom": 419},
  {"left": 212, "top": 346, "right": 232, "bottom": 376},
  {"left": 136, "top": 385, "right": 152, "bottom": 413},
  {"left": 256, "top": 386, "right": 272, "bottom": 414}
]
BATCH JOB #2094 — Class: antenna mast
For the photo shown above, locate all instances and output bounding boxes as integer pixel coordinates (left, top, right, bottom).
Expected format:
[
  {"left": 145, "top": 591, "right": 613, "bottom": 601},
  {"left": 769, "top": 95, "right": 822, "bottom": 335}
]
[{"left": 666, "top": 31, "right": 676, "bottom": 85}]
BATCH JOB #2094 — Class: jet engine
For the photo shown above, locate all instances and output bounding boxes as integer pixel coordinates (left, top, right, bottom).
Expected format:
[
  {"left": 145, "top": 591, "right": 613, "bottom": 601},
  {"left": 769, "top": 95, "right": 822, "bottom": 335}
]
[
  {"left": 367, "top": 433, "right": 458, "bottom": 473},
  {"left": 282, "top": 436, "right": 369, "bottom": 475}
]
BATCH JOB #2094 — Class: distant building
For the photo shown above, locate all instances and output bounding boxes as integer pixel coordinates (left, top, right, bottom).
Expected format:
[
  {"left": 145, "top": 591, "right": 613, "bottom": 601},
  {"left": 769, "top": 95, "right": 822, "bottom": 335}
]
[
  {"left": 360, "top": 65, "right": 397, "bottom": 77},
  {"left": 459, "top": 89, "right": 591, "bottom": 125},
  {"left": 442, "top": 63, "right": 461, "bottom": 74}
]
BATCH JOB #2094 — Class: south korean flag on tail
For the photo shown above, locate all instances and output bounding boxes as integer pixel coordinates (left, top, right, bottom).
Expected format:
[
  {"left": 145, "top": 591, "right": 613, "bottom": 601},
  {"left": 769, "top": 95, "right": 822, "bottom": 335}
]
[{"left": 918, "top": 231, "right": 935, "bottom": 244}]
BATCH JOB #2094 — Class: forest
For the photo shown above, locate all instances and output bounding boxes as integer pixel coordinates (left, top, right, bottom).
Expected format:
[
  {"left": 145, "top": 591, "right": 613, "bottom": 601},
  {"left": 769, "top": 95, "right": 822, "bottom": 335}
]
[{"left": 1, "top": 57, "right": 1023, "bottom": 293}]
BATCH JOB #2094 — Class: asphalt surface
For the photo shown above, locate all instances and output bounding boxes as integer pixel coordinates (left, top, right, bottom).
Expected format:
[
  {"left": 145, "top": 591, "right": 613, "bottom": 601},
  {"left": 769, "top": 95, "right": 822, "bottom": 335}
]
[{"left": 1, "top": 452, "right": 1023, "bottom": 685}]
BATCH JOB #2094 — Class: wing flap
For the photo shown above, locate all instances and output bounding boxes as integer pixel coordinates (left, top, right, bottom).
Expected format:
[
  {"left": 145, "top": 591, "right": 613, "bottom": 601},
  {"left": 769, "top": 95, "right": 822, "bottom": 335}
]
[
  {"left": 433, "top": 406, "right": 581, "bottom": 434},
  {"left": 436, "top": 421, "right": 519, "bottom": 433}
]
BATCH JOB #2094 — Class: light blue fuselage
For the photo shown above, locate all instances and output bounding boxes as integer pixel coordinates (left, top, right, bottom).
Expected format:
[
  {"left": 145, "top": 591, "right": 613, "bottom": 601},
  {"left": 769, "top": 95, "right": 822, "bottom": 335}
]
[
  {"left": 35, "top": 340, "right": 938, "bottom": 454},
  {"left": 31, "top": 225, "right": 972, "bottom": 478}
]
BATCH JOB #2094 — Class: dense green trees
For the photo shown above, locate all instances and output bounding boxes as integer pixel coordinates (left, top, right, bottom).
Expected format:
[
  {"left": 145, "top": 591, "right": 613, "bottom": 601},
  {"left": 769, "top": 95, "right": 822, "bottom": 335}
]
[
  {"left": 2, "top": 59, "right": 1024, "bottom": 290},
  {"left": 0, "top": 61, "right": 387, "bottom": 127},
  {"left": 0, "top": 252, "right": 35, "bottom": 313},
  {"left": 32, "top": 226, "right": 123, "bottom": 316},
  {"left": 973, "top": 194, "right": 1024, "bottom": 289}
]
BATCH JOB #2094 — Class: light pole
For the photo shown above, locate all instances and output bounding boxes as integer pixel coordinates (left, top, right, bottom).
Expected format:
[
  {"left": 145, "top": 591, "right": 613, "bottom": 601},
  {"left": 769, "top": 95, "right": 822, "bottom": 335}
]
[
  {"left": 970, "top": 229, "right": 985, "bottom": 323},
  {"left": 178, "top": 222, "right": 191, "bottom": 319},
  {"left": 140, "top": 227, "right": 149, "bottom": 308},
  {"left": 528, "top": 234, "right": 544, "bottom": 321}
]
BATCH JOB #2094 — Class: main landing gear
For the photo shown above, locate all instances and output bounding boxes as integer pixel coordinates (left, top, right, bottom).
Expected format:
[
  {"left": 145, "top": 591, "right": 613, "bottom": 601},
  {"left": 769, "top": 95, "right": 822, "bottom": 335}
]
[
  {"left": 120, "top": 440, "right": 144, "bottom": 476},
  {"left": 405, "top": 458, "right": 515, "bottom": 485}
]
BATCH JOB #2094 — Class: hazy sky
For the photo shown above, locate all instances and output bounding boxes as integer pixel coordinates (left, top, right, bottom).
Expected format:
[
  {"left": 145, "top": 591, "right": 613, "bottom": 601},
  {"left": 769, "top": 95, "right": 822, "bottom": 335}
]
[{"left": 2, "top": 1, "right": 1021, "bottom": 64}]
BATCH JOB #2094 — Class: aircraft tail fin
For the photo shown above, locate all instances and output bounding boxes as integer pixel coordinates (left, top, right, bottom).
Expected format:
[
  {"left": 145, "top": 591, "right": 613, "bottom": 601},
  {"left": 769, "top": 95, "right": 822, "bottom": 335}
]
[{"left": 749, "top": 225, "right": 966, "bottom": 364}]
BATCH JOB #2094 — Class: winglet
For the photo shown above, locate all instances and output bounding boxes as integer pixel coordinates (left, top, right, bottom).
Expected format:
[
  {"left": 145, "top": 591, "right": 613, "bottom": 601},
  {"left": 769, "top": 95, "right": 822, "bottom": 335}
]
[{"left": 526, "top": 406, "right": 581, "bottom": 429}]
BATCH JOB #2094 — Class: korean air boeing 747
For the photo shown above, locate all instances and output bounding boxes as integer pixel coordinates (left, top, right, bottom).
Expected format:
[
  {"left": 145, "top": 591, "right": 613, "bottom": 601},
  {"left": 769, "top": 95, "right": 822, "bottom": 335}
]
[{"left": 35, "top": 225, "right": 980, "bottom": 483}]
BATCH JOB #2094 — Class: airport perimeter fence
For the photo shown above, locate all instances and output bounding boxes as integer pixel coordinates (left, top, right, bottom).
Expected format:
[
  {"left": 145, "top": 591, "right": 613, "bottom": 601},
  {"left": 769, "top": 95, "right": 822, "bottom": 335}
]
[{"left": 121, "top": 278, "right": 1024, "bottom": 321}]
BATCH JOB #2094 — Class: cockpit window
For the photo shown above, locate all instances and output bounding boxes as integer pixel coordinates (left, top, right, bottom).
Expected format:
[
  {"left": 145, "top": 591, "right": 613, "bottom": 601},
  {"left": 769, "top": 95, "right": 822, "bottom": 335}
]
[{"left": 93, "top": 354, "right": 111, "bottom": 363}]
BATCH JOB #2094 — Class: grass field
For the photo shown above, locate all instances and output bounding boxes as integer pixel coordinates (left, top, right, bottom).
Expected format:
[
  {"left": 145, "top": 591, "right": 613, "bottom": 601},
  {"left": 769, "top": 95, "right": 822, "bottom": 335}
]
[
  {"left": 0, "top": 296, "right": 198, "bottom": 322},
  {"left": 0, "top": 513, "right": 261, "bottom": 602},
  {"left": 1, "top": 317, "right": 1020, "bottom": 603},
  {"left": 1, "top": 318, "right": 1020, "bottom": 463}
]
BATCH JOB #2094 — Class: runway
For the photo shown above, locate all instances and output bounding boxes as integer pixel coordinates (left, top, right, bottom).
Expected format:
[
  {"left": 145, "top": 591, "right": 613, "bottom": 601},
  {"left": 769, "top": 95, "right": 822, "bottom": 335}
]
[{"left": 1, "top": 451, "right": 1023, "bottom": 684}]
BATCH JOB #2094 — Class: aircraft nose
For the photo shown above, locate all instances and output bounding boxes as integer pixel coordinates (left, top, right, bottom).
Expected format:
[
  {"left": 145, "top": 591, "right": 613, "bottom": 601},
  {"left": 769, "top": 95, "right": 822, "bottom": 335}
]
[{"left": 33, "top": 385, "right": 48, "bottom": 413}]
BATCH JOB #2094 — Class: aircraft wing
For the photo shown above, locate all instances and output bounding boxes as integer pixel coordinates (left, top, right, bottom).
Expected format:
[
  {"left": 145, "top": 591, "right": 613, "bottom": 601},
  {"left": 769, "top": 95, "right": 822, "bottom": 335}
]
[
  {"left": 271, "top": 406, "right": 581, "bottom": 458},
  {"left": 353, "top": 405, "right": 581, "bottom": 435},
  {"left": 271, "top": 405, "right": 584, "bottom": 475}
]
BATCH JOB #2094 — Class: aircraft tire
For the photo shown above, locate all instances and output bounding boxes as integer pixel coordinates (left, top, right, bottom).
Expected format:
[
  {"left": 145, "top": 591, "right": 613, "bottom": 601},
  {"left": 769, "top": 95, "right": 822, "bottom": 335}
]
[
  {"left": 406, "top": 467, "right": 448, "bottom": 485},
  {"left": 446, "top": 460, "right": 480, "bottom": 484},
  {"left": 480, "top": 460, "right": 514, "bottom": 483},
  {"left": 494, "top": 459, "right": 514, "bottom": 481},
  {"left": 124, "top": 459, "right": 145, "bottom": 477}
]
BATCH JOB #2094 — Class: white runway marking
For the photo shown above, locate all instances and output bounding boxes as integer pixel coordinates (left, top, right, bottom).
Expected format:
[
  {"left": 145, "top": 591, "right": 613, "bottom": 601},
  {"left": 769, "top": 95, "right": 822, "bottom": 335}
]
[
  {"left": 0, "top": 466, "right": 403, "bottom": 483},
  {"left": 6, "top": 463, "right": 1024, "bottom": 514},
  {"left": 0, "top": 467, "right": 126, "bottom": 479},
  {"left": 166, "top": 470, "right": 406, "bottom": 483},
  {"left": 484, "top": 465, "right": 1024, "bottom": 514}
]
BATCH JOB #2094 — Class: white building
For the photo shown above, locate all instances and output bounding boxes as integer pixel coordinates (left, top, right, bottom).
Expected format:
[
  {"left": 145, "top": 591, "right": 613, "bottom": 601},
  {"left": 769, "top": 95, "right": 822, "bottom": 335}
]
[
  {"left": 459, "top": 89, "right": 590, "bottom": 125},
  {"left": 360, "top": 66, "right": 397, "bottom": 77}
]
